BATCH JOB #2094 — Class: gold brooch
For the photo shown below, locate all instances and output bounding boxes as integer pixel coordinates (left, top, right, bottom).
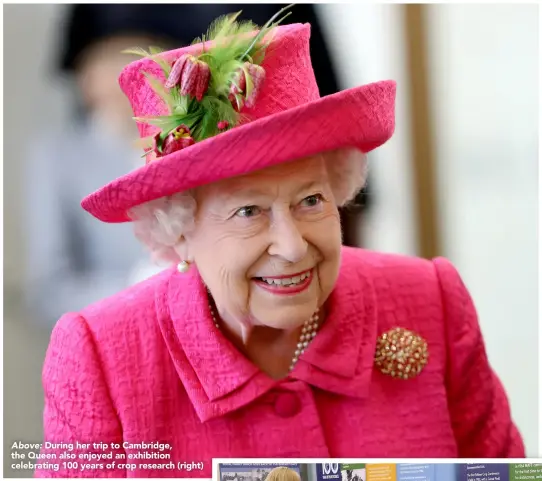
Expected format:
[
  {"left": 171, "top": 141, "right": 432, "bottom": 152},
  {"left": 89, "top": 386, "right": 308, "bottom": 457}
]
[{"left": 374, "top": 327, "right": 428, "bottom": 379}]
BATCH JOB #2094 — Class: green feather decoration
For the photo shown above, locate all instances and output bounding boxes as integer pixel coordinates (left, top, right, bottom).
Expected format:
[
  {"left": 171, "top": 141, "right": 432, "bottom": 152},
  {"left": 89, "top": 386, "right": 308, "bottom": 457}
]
[
  {"left": 141, "top": 72, "right": 176, "bottom": 110},
  {"left": 122, "top": 46, "right": 171, "bottom": 79},
  {"left": 127, "top": 4, "right": 294, "bottom": 151}
]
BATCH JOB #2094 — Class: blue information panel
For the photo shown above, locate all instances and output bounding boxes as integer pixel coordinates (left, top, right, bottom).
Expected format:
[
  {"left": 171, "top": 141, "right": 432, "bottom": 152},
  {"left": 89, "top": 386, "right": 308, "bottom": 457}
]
[
  {"left": 458, "top": 465, "right": 510, "bottom": 481},
  {"left": 397, "top": 464, "right": 435, "bottom": 481},
  {"left": 316, "top": 463, "right": 342, "bottom": 481},
  {"left": 435, "top": 464, "right": 459, "bottom": 481},
  {"left": 219, "top": 464, "right": 301, "bottom": 481}
]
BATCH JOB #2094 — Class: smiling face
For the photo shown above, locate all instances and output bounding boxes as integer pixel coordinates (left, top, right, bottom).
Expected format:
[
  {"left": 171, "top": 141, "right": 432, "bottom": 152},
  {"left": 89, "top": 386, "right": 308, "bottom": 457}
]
[{"left": 183, "top": 155, "right": 342, "bottom": 333}]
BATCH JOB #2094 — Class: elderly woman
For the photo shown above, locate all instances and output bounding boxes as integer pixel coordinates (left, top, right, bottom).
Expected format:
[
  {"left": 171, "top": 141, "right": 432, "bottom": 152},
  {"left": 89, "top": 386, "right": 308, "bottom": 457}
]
[{"left": 36, "top": 8, "right": 524, "bottom": 480}]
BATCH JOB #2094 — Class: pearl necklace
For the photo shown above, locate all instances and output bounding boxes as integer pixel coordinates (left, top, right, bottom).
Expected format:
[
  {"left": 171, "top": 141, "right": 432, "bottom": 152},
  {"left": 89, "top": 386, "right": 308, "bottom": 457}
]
[{"left": 208, "top": 298, "right": 320, "bottom": 372}]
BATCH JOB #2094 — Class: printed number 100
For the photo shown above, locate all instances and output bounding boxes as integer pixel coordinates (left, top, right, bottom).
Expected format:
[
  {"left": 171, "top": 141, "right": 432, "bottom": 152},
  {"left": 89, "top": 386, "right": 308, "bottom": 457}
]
[{"left": 63, "top": 462, "right": 79, "bottom": 469}]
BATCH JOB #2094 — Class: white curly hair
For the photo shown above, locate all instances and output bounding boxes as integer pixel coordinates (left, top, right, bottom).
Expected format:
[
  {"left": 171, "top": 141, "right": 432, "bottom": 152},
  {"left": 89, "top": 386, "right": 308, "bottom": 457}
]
[{"left": 129, "top": 147, "right": 369, "bottom": 265}]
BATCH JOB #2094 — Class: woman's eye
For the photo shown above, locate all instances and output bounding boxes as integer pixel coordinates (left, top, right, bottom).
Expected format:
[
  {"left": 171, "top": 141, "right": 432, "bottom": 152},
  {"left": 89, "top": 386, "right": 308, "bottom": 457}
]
[
  {"left": 235, "top": 205, "right": 261, "bottom": 218},
  {"left": 300, "top": 194, "right": 324, "bottom": 207}
]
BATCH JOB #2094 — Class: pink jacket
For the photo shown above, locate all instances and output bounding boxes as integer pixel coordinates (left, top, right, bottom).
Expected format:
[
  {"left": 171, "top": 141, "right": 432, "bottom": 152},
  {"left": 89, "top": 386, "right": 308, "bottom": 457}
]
[{"left": 36, "top": 247, "right": 524, "bottom": 478}]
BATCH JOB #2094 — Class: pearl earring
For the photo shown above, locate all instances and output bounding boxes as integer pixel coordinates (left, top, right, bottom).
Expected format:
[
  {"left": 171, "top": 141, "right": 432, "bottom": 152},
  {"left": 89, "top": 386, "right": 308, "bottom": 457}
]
[{"left": 177, "top": 260, "right": 191, "bottom": 273}]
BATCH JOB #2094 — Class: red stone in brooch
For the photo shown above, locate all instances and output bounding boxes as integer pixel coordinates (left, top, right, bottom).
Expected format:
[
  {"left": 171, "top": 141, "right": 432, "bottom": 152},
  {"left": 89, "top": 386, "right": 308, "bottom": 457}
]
[{"left": 374, "top": 327, "right": 429, "bottom": 380}]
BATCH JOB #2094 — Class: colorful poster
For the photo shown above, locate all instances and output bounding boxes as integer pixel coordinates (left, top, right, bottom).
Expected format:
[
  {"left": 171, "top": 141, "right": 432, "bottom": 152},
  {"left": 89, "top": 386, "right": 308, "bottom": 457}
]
[
  {"left": 317, "top": 463, "right": 342, "bottom": 481},
  {"left": 435, "top": 464, "right": 459, "bottom": 481},
  {"left": 510, "top": 464, "right": 542, "bottom": 481},
  {"left": 397, "top": 464, "right": 435, "bottom": 481},
  {"left": 366, "top": 464, "right": 397, "bottom": 481},
  {"left": 342, "top": 464, "right": 366, "bottom": 481},
  {"left": 458, "top": 464, "right": 510, "bottom": 481},
  {"left": 219, "top": 464, "right": 301, "bottom": 481}
]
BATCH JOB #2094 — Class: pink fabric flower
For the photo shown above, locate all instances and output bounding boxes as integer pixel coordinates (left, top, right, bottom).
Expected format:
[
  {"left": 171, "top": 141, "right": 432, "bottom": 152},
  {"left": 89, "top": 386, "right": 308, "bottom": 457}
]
[
  {"left": 153, "top": 125, "right": 195, "bottom": 158},
  {"left": 228, "top": 62, "right": 266, "bottom": 110},
  {"left": 165, "top": 54, "right": 210, "bottom": 101},
  {"left": 229, "top": 68, "right": 247, "bottom": 97},
  {"left": 165, "top": 55, "right": 191, "bottom": 89},
  {"left": 194, "top": 62, "right": 211, "bottom": 102},
  {"left": 243, "top": 63, "right": 265, "bottom": 108}
]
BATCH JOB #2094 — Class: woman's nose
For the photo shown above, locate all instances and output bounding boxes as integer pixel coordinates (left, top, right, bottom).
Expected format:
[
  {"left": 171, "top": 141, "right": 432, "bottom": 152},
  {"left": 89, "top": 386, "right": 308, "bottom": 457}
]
[{"left": 267, "top": 212, "right": 308, "bottom": 263}]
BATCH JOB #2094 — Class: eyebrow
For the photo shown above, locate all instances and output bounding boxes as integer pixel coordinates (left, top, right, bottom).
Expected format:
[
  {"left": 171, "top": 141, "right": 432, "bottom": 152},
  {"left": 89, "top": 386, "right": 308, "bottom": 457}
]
[
  {"left": 228, "top": 180, "right": 323, "bottom": 199},
  {"left": 296, "top": 180, "right": 323, "bottom": 194}
]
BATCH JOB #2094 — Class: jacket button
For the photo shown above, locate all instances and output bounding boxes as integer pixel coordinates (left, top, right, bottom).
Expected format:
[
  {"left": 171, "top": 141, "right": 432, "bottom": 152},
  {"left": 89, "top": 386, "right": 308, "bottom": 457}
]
[{"left": 274, "top": 392, "right": 301, "bottom": 417}]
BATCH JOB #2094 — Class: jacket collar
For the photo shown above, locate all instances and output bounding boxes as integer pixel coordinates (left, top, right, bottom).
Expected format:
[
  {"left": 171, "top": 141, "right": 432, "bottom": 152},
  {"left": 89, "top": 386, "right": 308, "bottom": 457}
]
[
  {"left": 292, "top": 250, "right": 378, "bottom": 398},
  {"left": 159, "top": 247, "right": 377, "bottom": 422}
]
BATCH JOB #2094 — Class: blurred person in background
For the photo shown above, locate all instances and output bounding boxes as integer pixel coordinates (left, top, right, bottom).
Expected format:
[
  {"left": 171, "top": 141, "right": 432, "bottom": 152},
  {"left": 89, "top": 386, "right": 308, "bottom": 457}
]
[
  {"left": 24, "top": 3, "right": 354, "bottom": 327},
  {"left": 265, "top": 468, "right": 301, "bottom": 481}
]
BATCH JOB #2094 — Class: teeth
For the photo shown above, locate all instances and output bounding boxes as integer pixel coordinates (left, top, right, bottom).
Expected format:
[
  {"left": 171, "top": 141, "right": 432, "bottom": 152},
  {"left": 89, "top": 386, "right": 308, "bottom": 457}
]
[{"left": 261, "top": 271, "right": 311, "bottom": 286}]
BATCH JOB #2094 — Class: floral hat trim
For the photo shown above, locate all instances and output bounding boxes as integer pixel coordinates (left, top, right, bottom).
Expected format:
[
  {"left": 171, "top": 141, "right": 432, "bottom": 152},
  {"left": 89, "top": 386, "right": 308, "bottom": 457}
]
[{"left": 124, "top": 5, "right": 294, "bottom": 162}]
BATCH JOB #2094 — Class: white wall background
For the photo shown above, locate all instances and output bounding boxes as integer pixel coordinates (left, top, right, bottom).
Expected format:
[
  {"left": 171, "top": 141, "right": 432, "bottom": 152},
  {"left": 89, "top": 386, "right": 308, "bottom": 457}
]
[
  {"left": 3, "top": 3, "right": 539, "bottom": 460},
  {"left": 319, "top": 3, "right": 538, "bottom": 455},
  {"left": 318, "top": 3, "right": 418, "bottom": 256},
  {"left": 427, "top": 3, "right": 539, "bottom": 455}
]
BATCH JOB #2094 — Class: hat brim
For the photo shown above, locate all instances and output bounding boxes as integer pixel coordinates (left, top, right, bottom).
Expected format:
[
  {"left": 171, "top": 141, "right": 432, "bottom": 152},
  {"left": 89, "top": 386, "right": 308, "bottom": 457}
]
[{"left": 81, "top": 80, "right": 396, "bottom": 223}]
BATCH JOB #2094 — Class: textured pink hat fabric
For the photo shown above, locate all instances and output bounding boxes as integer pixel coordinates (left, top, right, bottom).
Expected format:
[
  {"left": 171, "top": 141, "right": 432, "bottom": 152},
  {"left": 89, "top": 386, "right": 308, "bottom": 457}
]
[{"left": 81, "top": 23, "right": 396, "bottom": 223}]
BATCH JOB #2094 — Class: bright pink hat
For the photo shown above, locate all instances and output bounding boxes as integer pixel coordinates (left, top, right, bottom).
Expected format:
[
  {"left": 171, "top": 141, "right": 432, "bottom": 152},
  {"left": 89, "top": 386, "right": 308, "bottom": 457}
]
[{"left": 81, "top": 14, "right": 396, "bottom": 223}]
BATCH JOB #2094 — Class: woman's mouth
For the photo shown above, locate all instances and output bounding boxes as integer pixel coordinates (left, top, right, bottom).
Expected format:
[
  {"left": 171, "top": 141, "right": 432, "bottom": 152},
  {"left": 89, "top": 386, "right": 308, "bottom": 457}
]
[{"left": 253, "top": 269, "right": 313, "bottom": 295}]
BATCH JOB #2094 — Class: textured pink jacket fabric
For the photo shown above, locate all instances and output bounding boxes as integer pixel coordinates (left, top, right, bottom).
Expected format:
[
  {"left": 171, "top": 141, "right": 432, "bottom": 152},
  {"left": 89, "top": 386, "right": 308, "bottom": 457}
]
[{"left": 36, "top": 247, "right": 524, "bottom": 478}]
